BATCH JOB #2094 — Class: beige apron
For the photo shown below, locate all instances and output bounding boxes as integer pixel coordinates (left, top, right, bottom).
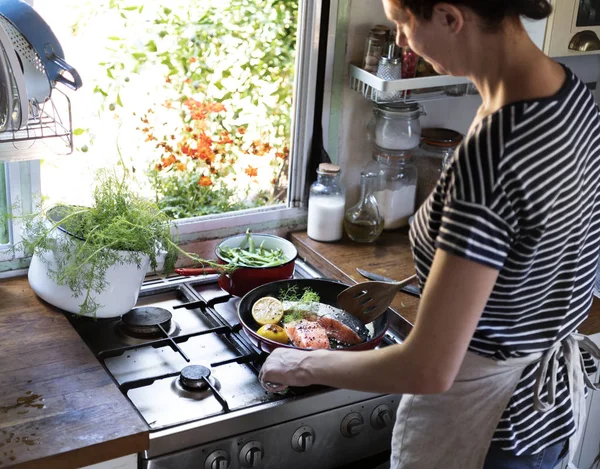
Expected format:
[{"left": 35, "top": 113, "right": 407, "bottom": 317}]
[{"left": 390, "top": 333, "right": 600, "bottom": 469}]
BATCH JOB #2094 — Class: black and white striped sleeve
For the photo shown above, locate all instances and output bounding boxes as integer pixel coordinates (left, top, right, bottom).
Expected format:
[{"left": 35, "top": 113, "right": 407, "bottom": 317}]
[{"left": 435, "top": 114, "right": 516, "bottom": 270}]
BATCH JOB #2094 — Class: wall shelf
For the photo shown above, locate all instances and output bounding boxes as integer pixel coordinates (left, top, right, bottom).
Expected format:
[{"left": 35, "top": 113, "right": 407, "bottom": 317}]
[
  {"left": 349, "top": 64, "right": 475, "bottom": 104},
  {"left": 0, "top": 88, "right": 73, "bottom": 162}
]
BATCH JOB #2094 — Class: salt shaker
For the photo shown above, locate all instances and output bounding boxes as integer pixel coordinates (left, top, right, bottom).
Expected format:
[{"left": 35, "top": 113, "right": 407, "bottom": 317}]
[
  {"left": 376, "top": 56, "right": 402, "bottom": 101},
  {"left": 307, "top": 163, "right": 346, "bottom": 242}
]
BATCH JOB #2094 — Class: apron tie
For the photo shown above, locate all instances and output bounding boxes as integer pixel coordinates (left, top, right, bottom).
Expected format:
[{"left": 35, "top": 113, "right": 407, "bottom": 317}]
[{"left": 533, "top": 333, "right": 600, "bottom": 469}]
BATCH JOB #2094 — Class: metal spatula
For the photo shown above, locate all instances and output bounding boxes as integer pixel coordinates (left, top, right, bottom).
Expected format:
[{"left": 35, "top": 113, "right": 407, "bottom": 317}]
[{"left": 337, "top": 274, "right": 418, "bottom": 324}]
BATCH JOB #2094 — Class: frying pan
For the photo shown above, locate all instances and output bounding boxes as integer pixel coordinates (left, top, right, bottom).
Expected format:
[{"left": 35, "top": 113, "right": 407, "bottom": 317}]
[{"left": 238, "top": 278, "right": 391, "bottom": 353}]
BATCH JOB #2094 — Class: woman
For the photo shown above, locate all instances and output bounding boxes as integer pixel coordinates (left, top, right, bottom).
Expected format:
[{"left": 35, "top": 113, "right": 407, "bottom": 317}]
[{"left": 260, "top": 1, "right": 600, "bottom": 468}]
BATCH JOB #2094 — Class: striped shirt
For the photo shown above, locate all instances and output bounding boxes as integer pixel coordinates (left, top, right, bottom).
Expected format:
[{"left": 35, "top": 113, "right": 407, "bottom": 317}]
[{"left": 410, "top": 66, "right": 600, "bottom": 455}]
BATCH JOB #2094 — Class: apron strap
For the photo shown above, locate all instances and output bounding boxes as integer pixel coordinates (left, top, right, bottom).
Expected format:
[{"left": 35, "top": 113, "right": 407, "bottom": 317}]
[{"left": 533, "top": 333, "right": 600, "bottom": 469}]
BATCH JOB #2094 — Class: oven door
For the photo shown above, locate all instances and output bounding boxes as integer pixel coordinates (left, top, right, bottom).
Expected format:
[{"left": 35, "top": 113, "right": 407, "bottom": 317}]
[
  {"left": 335, "top": 450, "right": 391, "bottom": 469},
  {"left": 545, "top": 0, "right": 600, "bottom": 57}
]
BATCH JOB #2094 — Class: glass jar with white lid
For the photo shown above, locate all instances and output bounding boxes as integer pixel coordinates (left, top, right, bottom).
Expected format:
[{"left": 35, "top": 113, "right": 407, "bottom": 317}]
[{"left": 367, "top": 103, "right": 427, "bottom": 151}]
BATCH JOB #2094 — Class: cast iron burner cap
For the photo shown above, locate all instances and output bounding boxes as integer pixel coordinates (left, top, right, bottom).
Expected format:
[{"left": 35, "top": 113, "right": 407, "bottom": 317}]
[
  {"left": 121, "top": 307, "right": 172, "bottom": 337},
  {"left": 179, "top": 365, "right": 211, "bottom": 391}
]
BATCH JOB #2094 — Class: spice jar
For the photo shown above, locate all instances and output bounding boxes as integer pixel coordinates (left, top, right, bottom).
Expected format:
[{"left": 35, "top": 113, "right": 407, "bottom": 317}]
[
  {"left": 414, "top": 128, "right": 463, "bottom": 207},
  {"left": 367, "top": 148, "right": 418, "bottom": 230},
  {"left": 367, "top": 102, "right": 426, "bottom": 151},
  {"left": 363, "top": 26, "right": 389, "bottom": 74},
  {"left": 344, "top": 172, "right": 384, "bottom": 243},
  {"left": 307, "top": 163, "right": 346, "bottom": 242}
]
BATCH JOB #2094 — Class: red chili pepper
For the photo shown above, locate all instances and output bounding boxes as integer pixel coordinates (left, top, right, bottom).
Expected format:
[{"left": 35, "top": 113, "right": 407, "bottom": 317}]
[{"left": 175, "top": 267, "right": 219, "bottom": 276}]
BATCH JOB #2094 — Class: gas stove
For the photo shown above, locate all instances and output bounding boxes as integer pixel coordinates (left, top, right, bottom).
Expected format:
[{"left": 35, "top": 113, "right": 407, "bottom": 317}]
[{"left": 67, "top": 259, "right": 405, "bottom": 469}]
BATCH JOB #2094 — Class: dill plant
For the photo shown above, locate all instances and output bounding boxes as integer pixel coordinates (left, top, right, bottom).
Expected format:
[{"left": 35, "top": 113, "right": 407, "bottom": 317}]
[{"left": 6, "top": 166, "right": 222, "bottom": 316}]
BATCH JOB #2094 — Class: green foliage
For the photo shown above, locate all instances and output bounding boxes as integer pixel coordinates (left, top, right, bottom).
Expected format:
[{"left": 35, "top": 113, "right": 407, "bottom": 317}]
[
  {"left": 76, "top": 0, "right": 298, "bottom": 219},
  {"left": 148, "top": 167, "right": 266, "bottom": 219}
]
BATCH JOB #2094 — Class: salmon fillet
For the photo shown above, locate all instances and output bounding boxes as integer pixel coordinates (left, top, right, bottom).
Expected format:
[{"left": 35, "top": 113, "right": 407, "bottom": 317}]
[
  {"left": 284, "top": 320, "right": 330, "bottom": 349},
  {"left": 317, "top": 316, "right": 363, "bottom": 345}
]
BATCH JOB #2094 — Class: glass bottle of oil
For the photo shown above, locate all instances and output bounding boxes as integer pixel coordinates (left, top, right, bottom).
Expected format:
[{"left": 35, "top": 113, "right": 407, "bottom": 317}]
[{"left": 344, "top": 172, "right": 384, "bottom": 243}]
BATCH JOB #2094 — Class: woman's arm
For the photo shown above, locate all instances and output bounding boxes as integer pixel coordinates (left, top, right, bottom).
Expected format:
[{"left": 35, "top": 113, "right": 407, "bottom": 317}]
[{"left": 259, "top": 250, "right": 500, "bottom": 394}]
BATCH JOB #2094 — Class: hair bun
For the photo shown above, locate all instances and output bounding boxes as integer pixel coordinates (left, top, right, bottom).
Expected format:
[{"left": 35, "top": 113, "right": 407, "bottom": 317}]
[{"left": 514, "top": 0, "right": 552, "bottom": 20}]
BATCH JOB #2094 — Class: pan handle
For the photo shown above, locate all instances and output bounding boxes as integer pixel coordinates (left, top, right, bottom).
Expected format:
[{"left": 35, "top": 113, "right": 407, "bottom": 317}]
[{"left": 175, "top": 267, "right": 220, "bottom": 276}]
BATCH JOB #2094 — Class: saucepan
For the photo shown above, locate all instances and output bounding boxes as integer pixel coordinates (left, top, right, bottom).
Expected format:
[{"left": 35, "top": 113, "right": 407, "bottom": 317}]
[
  {"left": 176, "top": 233, "right": 298, "bottom": 297},
  {"left": 238, "top": 278, "right": 391, "bottom": 354}
]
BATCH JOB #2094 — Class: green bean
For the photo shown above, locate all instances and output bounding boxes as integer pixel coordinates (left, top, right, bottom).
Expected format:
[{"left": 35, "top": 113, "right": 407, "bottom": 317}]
[{"left": 218, "top": 232, "right": 287, "bottom": 268}]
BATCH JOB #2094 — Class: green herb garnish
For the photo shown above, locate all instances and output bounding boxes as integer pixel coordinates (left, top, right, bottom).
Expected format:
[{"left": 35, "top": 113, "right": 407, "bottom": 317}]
[{"left": 278, "top": 286, "right": 321, "bottom": 324}]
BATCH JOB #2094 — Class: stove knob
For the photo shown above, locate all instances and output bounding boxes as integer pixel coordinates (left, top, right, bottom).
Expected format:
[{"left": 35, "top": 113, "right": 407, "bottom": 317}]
[
  {"left": 341, "top": 412, "right": 364, "bottom": 438},
  {"left": 291, "top": 426, "right": 316, "bottom": 452},
  {"left": 239, "top": 441, "right": 264, "bottom": 468},
  {"left": 370, "top": 404, "right": 394, "bottom": 430},
  {"left": 205, "top": 450, "right": 230, "bottom": 469}
]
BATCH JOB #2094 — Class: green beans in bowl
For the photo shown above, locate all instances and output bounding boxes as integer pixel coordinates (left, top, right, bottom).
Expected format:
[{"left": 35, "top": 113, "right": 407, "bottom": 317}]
[{"left": 216, "top": 232, "right": 298, "bottom": 296}]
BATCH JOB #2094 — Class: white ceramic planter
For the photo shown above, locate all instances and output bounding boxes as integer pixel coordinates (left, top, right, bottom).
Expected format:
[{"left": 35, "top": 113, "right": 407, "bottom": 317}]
[{"left": 28, "top": 235, "right": 150, "bottom": 318}]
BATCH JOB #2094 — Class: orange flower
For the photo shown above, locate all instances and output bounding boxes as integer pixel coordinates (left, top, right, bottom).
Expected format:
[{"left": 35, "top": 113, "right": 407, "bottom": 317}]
[
  {"left": 198, "top": 176, "right": 212, "bottom": 187},
  {"left": 217, "top": 131, "right": 234, "bottom": 145},
  {"left": 161, "top": 154, "right": 177, "bottom": 168},
  {"left": 165, "top": 76, "right": 172, "bottom": 84},
  {"left": 164, "top": 100, "right": 172, "bottom": 109},
  {"left": 237, "top": 126, "right": 246, "bottom": 135},
  {"left": 185, "top": 78, "right": 192, "bottom": 84},
  {"left": 188, "top": 57, "right": 197, "bottom": 64},
  {"left": 245, "top": 165, "right": 258, "bottom": 177},
  {"left": 176, "top": 162, "right": 186, "bottom": 171},
  {"left": 155, "top": 163, "right": 163, "bottom": 171},
  {"left": 181, "top": 144, "right": 191, "bottom": 156}
]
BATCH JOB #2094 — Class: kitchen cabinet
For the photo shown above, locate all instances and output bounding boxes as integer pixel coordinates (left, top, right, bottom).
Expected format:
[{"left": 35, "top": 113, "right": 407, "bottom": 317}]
[
  {"left": 80, "top": 454, "right": 137, "bottom": 469},
  {"left": 555, "top": 332, "right": 600, "bottom": 469}
]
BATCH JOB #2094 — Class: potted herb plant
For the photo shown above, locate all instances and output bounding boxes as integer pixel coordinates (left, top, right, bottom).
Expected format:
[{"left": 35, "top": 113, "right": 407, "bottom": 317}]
[{"left": 11, "top": 166, "right": 219, "bottom": 318}]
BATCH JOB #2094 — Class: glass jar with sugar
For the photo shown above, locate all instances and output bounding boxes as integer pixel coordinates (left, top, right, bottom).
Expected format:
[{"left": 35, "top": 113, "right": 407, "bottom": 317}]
[
  {"left": 307, "top": 163, "right": 346, "bottom": 242},
  {"left": 369, "top": 148, "right": 417, "bottom": 230}
]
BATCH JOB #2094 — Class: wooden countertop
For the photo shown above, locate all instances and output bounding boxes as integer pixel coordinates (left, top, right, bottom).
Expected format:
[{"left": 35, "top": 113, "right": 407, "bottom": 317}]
[
  {"left": 0, "top": 278, "right": 149, "bottom": 469},
  {"left": 290, "top": 230, "right": 600, "bottom": 337}
]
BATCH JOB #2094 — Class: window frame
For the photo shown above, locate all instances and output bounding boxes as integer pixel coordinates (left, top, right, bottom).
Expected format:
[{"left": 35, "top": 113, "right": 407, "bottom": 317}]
[{"left": 0, "top": 160, "right": 41, "bottom": 264}]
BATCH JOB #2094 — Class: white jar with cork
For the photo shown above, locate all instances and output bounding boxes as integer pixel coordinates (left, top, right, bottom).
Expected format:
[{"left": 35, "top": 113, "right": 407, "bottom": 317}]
[{"left": 307, "top": 163, "right": 346, "bottom": 242}]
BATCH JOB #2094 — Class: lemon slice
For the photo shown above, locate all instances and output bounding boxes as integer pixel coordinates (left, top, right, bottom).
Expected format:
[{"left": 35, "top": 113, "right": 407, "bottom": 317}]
[
  {"left": 251, "top": 297, "right": 284, "bottom": 325},
  {"left": 257, "top": 324, "right": 289, "bottom": 344}
]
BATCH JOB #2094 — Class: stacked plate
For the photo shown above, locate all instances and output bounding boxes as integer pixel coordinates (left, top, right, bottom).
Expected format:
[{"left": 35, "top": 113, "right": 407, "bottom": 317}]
[{"left": 0, "top": 20, "right": 28, "bottom": 132}]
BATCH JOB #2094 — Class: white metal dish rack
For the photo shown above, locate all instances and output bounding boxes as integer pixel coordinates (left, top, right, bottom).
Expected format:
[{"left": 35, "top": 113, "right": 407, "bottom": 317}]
[
  {"left": 0, "top": 88, "right": 72, "bottom": 161},
  {"left": 349, "top": 64, "right": 474, "bottom": 104}
]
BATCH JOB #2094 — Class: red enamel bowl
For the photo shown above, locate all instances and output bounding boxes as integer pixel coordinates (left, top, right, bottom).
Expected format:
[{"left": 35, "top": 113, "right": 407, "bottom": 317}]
[{"left": 216, "top": 233, "right": 298, "bottom": 297}]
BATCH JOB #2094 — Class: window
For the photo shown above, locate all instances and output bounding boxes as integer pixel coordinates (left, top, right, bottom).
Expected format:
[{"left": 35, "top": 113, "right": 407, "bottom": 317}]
[
  {"left": 32, "top": 0, "right": 320, "bottom": 234},
  {"left": 0, "top": 0, "right": 324, "bottom": 274}
]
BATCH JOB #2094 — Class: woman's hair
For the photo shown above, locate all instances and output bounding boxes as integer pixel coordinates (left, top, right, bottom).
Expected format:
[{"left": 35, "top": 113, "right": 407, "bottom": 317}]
[{"left": 399, "top": 0, "right": 552, "bottom": 25}]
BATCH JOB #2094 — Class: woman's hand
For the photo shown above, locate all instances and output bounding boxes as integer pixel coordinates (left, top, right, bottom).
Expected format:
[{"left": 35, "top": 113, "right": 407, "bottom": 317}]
[{"left": 258, "top": 348, "right": 320, "bottom": 392}]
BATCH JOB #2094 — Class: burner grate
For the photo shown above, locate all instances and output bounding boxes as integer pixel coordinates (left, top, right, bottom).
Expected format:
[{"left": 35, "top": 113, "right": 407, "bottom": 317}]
[
  {"left": 97, "top": 324, "right": 231, "bottom": 361},
  {"left": 120, "top": 366, "right": 231, "bottom": 412}
]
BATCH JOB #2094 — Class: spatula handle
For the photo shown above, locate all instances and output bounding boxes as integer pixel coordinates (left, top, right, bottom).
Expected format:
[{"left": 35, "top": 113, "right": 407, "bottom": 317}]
[{"left": 392, "top": 274, "right": 418, "bottom": 291}]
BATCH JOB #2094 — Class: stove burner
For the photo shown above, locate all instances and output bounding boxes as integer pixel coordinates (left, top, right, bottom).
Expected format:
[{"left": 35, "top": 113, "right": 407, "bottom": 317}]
[
  {"left": 121, "top": 307, "right": 172, "bottom": 337},
  {"left": 179, "top": 365, "right": 211, "bottom": 391}
]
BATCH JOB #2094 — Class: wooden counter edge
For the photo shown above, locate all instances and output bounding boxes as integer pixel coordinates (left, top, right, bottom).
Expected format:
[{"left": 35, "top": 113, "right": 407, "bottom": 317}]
[{"left": 9, "top": 431, "right": 149, "bottom": 469}]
